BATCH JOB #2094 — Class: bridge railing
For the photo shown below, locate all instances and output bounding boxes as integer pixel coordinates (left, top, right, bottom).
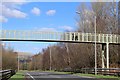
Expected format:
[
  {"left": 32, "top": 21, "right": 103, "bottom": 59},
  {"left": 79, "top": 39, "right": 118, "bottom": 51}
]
[
  {"left": 0, "top": 69, "right": 16, "bottom": 80},
  {"left": 1, "top": 30, "right": 120, "bottom": 44},
  {"left": 1, "top": 30, "right": 64, "bottom": 40},
  {"left": 63, "top": 32, "right": 119, "bottom": 44}
]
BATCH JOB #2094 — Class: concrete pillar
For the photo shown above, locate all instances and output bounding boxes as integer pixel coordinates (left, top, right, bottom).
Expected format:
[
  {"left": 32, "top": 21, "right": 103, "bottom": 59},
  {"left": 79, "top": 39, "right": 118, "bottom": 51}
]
[
  {"left": 106, "top": 43, "right": 109, "bottom": 68},
  {"left": 102, "top": 44, "right": 105, "bottom": 68}
]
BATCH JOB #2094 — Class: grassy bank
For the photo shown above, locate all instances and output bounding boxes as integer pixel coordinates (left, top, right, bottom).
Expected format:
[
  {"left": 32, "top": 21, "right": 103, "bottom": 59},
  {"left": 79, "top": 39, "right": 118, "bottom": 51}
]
[{"left": 10, "top": 71, "right": 25, "bottom": 80}]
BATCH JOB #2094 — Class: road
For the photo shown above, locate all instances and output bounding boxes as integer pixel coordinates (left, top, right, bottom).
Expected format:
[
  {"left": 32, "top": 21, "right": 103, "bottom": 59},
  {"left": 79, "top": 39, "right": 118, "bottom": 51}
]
[{"left": 24, "top": 71, "right": 106, "bottom": 80}]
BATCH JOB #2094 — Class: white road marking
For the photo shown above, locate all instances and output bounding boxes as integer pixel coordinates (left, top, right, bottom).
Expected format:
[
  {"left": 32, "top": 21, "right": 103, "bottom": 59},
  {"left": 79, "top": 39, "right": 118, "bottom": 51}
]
[{"left": 27, "top": 73, "right": 35, "bottom": 80}]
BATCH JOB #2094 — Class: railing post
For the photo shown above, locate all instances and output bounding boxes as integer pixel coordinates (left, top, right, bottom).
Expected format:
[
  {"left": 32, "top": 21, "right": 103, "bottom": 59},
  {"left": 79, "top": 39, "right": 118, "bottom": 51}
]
[
  {"left": 74, "top": 33, "right": 75, "bottom": 41},
  {"left": 3, "top": 30, "right": 6, "bottom": 38},
  {"left": 65, "top": 33, "right": 68, "bottom": 41},
  {"left": 70, "top": 32, "right": 72, "bottom": 41},
  {"left": 99, "top": 34, "right": 100, "bottom": 42},
  {"left": 110, "top": 35, "right": 112, "bottom": 43},
  {"left": 14, "top": 31, "right": 16, "bottom": 39},
  {"left": 106, "top": 34, "right": 108, "bottom": 43},
  {"left": 102, "top": 34, "right": 104, "bottom": 43},
  {"left": 86, "top": 33, "right": 88, "bottom": 42},
  {"left": 78, "top": 33, "right": 80, "bottom": 41},
  {"left": 90, "top": 33, "right": 92, "bottom": 42},
  {"left": 56, "top": 32, "right": 58, "bottom": 40},
  {"left": 116, "top": 36, "right": 120, "bottom": 43},
  {"left": 22, "top": 31, "right": 25, "bottom": 40},
  {"left": 82, "top": 33, "right": 84, "bottom": 42},
  {"left": 114, "top": 35, "right": 116, "bottom": 43}
]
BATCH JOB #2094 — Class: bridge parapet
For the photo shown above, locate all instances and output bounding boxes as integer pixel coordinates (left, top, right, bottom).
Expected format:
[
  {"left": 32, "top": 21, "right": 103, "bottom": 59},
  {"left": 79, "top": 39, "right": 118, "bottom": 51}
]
[
  {"left": 63, "top": 32, "right": 120, "bottom": 44},
  {"left": 0, "top": 30, "right": 120, "bottom": 44}
]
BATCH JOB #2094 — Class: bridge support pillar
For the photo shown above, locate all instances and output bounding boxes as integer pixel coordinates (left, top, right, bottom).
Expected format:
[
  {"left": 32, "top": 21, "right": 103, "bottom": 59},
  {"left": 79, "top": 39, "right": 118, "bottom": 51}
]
[
  {"left": 106, "top": 43, "right": 109, "bottom": 69},
  {"left": 101, "top": 44, "right": 105, "bottom": 68}
]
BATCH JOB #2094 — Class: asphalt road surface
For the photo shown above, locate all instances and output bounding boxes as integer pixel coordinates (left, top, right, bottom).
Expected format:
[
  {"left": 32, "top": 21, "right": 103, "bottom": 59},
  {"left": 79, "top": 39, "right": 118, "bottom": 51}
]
[{"left": 24, "top": 72, "right": 110, "bottom": 80}]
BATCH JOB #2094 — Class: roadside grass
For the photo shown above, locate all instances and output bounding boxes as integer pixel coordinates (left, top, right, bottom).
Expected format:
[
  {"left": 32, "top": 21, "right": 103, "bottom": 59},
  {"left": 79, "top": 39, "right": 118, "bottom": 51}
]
[
  {"left": 48, "top": 71, "right": 120, "bottom": 79},
  {"left": 10, "top": 71, "right": 25, "bottom": 80},
  {"left": 74, "top": 73, "right": 119, "bottom": 79}
]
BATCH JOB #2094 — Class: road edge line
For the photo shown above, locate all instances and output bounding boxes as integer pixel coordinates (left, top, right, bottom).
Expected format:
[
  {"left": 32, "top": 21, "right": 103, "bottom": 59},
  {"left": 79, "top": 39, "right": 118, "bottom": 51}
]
[{"left": 27, "top": 73, "right": 35, "bottom": 80}]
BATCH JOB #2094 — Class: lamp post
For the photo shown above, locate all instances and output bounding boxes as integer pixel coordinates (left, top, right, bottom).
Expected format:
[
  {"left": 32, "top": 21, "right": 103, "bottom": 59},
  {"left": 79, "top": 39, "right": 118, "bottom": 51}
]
[
  {"left": 76, "top": 11, "right": 97, "bottom": 75},
  {"left": 49, "top": 46, "right": 52, "bottom": 71},
  {"left": 94, "top": 16, "right": 97, "bottom": 75},
  {"left": 18, "top": 53, "right": 19, "bottom": 71}
]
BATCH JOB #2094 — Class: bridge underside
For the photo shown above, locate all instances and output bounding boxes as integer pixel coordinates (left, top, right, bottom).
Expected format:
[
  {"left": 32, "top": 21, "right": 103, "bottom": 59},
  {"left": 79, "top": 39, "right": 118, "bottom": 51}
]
[{"left": 1, "top": 39, "right": 120, "bottom": 45}]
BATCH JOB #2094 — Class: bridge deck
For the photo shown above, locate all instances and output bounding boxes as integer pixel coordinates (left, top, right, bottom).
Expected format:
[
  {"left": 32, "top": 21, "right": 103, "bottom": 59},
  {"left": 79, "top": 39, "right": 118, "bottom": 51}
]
[{"left": 0, "top": 30, "right": 120, "bottom": 44}]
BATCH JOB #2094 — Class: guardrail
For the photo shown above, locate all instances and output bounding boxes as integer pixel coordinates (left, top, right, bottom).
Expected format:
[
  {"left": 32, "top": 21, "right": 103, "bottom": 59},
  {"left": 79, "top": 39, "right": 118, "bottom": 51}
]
[
  {"left": 81, "top": 68, "right": 120, "bottom": 76},
  {"left": 0, "top": 69, "right": 16, "bottom": 80},
  {"left": 58, "top": 68, "right": 120, "bottom": 77}
]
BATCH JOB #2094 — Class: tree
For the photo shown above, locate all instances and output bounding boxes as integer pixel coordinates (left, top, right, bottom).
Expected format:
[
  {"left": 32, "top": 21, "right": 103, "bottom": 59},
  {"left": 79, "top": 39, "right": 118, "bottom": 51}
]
[
  {"left": 1, "top": 42, "right": 18, "bottom": 70},
  {"left": 76, "top": 1, "right": 119, "bottom": 68}
]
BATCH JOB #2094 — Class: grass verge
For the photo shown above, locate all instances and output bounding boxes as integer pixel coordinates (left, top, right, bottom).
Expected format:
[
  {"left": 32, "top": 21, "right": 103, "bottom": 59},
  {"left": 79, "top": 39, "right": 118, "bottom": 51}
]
[
  {"left": 10, "top": 71, "right": 25, "bottom": 80},
  {"left": 50, "top": 71, "right": 120, "bottom": 79},
  {"left": 74, "top": 73, "right": 119, "bottom": 79}
]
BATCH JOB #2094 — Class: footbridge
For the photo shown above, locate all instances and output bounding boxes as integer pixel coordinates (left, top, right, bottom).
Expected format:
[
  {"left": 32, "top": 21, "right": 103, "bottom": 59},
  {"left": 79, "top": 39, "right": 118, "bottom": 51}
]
[
  {"left": 0, "top": 30, "right": 119, "bottom": 44},
  {"left": 0, "top": 30, "right": 120, "bottom": 69}
]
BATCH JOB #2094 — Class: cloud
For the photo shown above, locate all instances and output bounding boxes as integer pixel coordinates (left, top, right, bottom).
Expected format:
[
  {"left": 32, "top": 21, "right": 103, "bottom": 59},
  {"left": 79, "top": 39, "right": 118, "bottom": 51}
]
[
  {"left": 2, "top": 0, "right": 26, "bottom": 3},
  {"left": 33, "top": 47, "right": 40, "bottom": 50},
  {"left": 0, "top": 16, "right": 8, "bottom": 23},
  {"left": 46, "top": 10, "right": 56, "bottom": 16},
  {"left": 2, "top": 5, "right": 27, "bottom": 18},
  {"left": 35, "top": 27, "right": 57, "bottom": 32},
  {"left": 1, "top": 0, "right": 27, "bottom": 22},
  {"left": 59, "top": 26, "right": 73, "bottom": 31},
  {"left": 31, "top": 7, "right": 41, "bottom": 16},
  {"left": 40, "top": 28, "right": 57, "bottom": 32},
  {"left": 1, "top": 4, "right": 27, "bottom": 18}
]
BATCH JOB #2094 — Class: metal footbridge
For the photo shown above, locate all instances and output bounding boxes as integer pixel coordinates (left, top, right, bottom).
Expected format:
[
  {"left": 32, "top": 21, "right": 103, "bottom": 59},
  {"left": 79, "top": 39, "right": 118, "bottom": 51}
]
[
  {"left": 0, "top": 30, "right": 120, "bottom": 69},
  {"left": 0, "top": 30, "right": 120, "bottom": 44}
]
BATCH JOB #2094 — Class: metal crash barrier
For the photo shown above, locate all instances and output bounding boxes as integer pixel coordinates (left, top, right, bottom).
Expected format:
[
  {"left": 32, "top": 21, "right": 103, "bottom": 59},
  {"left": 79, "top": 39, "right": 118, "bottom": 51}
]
[
  {"left": 58, "top": 68, "right": 120, "bottom": 77},
  {"left": 81, "top": 68, "right": 120, "bottom": 76},
  {"left": 0, "top": 69, "right": 16, "bottom": 80}
]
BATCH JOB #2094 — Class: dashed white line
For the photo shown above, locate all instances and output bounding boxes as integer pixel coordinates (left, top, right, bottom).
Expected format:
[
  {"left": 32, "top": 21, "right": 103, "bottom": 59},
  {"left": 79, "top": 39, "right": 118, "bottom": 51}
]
[{"left": 27, "top": 73, "right": 35, "bottom": 80}]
